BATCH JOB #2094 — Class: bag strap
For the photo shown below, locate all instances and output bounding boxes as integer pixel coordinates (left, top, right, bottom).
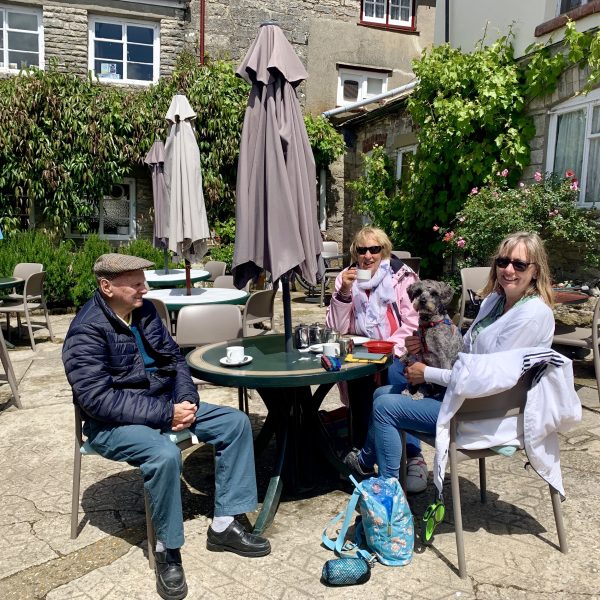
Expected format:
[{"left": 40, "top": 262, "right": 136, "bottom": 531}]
[{"left": 321, "top": 477, "right": 376, "bottom": 564}]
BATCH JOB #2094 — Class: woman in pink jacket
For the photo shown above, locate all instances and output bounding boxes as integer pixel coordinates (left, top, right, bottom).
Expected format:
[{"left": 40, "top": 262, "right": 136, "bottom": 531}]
[{"left": 325, "top": 226, "right": 427, "bottom": 493}]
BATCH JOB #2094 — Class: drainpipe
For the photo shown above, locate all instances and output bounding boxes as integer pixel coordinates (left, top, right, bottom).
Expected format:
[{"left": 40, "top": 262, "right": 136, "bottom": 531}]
[
  {"left": 199, "top": 0, "right": 205, "bottom": 65},
  {"left": 322, "top": 79, "right": 419, "bottom": 118},
  {"left": 445, "top": 0, "right": 450, "bottom": 43}
]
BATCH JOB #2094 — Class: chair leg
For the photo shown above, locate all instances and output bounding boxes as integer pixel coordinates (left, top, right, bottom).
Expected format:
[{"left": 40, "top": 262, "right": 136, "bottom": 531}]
[
  {"left": 24, "top": 306, "right": 35, "bottom": 351},
  {"left": 0, "top": 334, "right": 21, "bottom": 408},
  {"left": 71, "top": 446, "right": 82, "bottom": 539},
  {"left": 450, "top": 437, "right": 467, "bottom": 578},
  {"left": 144, "top": 490, "right": 156, "bottom": 570},
  {"left": 43, "top": 303, "right": 55, "bottom": 342},
  {"left": 549, "top": 485, "right": 568, "bottom": 554},
  {"left": 319, "top": 280, "right": 326, "bottom": 307},
  {"left": 238, "top": 387, "right": 249, "bottom": 415},
  {"left": 478, "top": 457, "right": 487, "bottom": 503}
]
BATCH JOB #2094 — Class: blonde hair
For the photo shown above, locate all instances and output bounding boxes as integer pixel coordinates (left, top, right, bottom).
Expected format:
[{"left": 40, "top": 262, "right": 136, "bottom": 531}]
[
  {"left": 481, "top": 232, "right": 554, "bottom": 307},
  {"left": 350, "top": 226, "right": 392, "bottom": 263}
]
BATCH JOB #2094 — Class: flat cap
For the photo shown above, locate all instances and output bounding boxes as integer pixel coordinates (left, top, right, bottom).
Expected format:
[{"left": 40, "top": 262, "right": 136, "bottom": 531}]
[{"left": 93, "top": 253, "right": 154, "bottom": 279}]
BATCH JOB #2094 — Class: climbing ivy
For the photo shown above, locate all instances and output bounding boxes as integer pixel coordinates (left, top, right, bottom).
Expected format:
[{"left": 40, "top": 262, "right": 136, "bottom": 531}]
[
  {"left": 0, "top": 52, "right": 344, "bottom": 234},
  {"left": 350, "top": 23, "right": 600, "bottom": 274}
]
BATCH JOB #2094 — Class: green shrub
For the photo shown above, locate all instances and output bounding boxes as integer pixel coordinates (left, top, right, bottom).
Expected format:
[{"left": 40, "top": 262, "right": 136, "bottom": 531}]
[
  {"left": 437, "top": 170, "right": 600, "bottom": 276},
  {"left": 0, "top": 230, "right": 74, "bottom": 305},
  {"left": 70, "top": 235, "right": 111, "bottom": 308},
  {"left": 208, "top": 244, "right": 234, "bottom": 272},
  {"left": 119, "top": 238, "right": 177, "bottom": 270}
]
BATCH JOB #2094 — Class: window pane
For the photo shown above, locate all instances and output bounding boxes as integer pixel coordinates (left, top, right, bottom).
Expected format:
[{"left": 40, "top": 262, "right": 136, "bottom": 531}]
[
  {"left": 8, "top": 12, "right": 37, "bottom": 31},
  {"left": 364, "top": 0, "right": 375, "bottom": 18},
  {"left": 585, "top": 138, "right": 600, "bottom": 204},
  {"left": 366, "top": 77, "right": 383, "bottom": 96},
  {"left": 343, "top": 79, "right": 359, "bottom": 102},
  {"left": 8, "top": 50, "right": 38, "bottom": 68},
  {"left": 0, "top": 31, "right": 4, "bottom": 51},
  {"left": 591, "top": 105, "right": 600, "bottom": 134},
  {"left": 8, "top": 31, "right": 38, "bottom": 52},
  {"left": 95, "top": 22, "right": 122, "bottom": 40},
  {"left": 375, "top": 0, "right": 385, "bottom": 18},
  {"left": 95, "top": 59, "right": 123, "bottom": 80},
  {"left": 554, "top": 109, "right": 585, "bottom": 180},
  {"left": 0, "top": 11, "right": 4, "bottom": 28},
  {"left": 127, "top": 62, "right": 153, "bottom": 81},
  {"left": 102, "top": 195, "right": 130, "bottom": 235},
  {"left": 127, "top": 25, "right": 153, "bottom": 45},
  {"left": 127, "top": 43, "right": 153, "bottom": 63},
  {"left": 560, "top": 0, "right": 583, "bottom": 13},
  {"left": 95, "top": 40, "right": 123, "bottom": 60}
]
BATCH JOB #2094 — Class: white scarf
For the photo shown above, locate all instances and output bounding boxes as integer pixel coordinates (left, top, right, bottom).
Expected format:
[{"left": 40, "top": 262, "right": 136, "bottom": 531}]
[{"left": 352, "top": 260, "right": 396, "bottom": 339}]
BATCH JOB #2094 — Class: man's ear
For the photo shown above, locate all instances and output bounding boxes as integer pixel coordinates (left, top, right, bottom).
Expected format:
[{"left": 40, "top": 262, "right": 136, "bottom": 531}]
[{"left": 99, "top": 278, "right": 113, "bottom": 298}]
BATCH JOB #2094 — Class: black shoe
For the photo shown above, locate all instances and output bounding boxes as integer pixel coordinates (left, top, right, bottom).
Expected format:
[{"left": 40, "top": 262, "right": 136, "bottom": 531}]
[
  {"left": 343, "top": 449, "right": 376, "bottom": 480},
  {"left": 154, "top": 548, "right": 188, "bottom": 600},
  {"left": 207, "top": 519, "right": 271, "bottom": 557}
]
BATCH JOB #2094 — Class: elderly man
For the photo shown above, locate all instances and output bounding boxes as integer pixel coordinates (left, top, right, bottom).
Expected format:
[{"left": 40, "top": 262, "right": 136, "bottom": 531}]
[{"left": 63, "top": 254, "right": 269, "bottom": 600}]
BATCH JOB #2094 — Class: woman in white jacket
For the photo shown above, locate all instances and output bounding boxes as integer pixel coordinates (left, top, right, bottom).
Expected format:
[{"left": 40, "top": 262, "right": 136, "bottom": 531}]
[{"left": 347, "top": 231, "right": 555, "bottom": 486}]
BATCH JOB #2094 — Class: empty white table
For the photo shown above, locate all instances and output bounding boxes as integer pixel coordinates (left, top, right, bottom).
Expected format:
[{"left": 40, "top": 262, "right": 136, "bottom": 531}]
[
  {"left": 144, "top": 269, "right": 210, "bottom": 289},
  {"left": 145, "top": 287, "right": 249, "bottom": 310}
]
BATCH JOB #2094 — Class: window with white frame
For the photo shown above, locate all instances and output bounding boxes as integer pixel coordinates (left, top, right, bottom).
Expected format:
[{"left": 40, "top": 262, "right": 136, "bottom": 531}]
[
  {"left": 89, "top": 17, "right": 159, "bottom": 84},
  {"left": 396, "top": 145, "right": 416, "bottom": 186},
  {"left": 0, "top": 5, "right": 43, "bottom": 71},
  {"left": 546, "top": 88, "right": 600, "bottom": 206},
  {"left": 69, "top": 180, "right": 136, "bottom": 240},
  {"left": 361, "top": 0, "right": 414, "bottom": 28},
  {"left": 337, "top": 68, "right": 388, "bottom": 106}
]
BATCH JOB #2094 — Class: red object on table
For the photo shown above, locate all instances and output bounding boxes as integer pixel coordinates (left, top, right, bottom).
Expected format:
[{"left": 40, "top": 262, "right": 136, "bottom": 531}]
[{"left": 364, "top": 340, "right": 396, "bottom": 354}]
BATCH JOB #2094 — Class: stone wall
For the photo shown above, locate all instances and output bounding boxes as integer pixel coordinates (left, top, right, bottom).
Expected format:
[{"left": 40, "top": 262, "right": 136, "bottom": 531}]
[{"left": 43, "top": 5, "right": 88, "bottom": 75}]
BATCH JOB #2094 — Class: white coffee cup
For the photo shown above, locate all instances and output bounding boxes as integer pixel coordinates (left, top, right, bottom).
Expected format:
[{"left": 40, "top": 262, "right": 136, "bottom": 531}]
[
  {"left": 322, "top": 342, "right": 340, "bottom": 357},
  {"left": 226, "top": 346, "right": 245, "bottom": 363},
  {"left": 356, "top": 268, "right": 372, "bottom": 282}
]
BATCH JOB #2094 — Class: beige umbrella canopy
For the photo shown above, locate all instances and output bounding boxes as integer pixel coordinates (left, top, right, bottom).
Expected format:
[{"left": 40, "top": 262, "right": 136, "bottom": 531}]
[
  {"left": 232, "top": 23, "right": 324, "bottom": 349},
  {"left": 164, "top": 94, "right": 211, "bottom": 291}
]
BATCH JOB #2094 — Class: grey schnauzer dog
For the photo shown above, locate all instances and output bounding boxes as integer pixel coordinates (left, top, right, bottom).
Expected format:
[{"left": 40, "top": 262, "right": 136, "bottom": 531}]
[{"left": 405, "top": 280, "right": 463, "bottom": 399}]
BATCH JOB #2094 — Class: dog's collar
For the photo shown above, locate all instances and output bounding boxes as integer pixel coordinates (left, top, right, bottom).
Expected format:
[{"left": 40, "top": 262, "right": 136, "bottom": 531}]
[{"left": 419, "top": 317, "right": 453, "bottom": 329}]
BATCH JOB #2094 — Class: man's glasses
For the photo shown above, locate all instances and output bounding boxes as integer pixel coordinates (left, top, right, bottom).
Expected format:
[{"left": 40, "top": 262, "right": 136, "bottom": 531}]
[
  {"left": 356, "top": 245, "right": 382, "bottom": 255},
  {"left": 495, "top": 257, "right": 534, "bottom": 272}
]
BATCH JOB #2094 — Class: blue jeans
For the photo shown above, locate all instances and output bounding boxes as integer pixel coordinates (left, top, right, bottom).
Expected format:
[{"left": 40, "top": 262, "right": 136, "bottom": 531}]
[
  {"left": 360, "top": 390, "right": 441, "bottom": 479},
  {"left": 84, "top": 402, "right": 257, "bottom": 549}
]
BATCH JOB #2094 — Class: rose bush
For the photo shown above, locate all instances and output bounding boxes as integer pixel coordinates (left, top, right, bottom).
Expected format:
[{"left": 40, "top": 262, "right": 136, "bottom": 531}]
[{"left": 436, "top": 170, "right": 600, "bottom": 276}]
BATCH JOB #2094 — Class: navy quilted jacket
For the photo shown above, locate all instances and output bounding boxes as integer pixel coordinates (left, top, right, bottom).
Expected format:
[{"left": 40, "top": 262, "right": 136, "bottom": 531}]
[{"left": 62, "top": 290, "right": 199, "bottom": 429}]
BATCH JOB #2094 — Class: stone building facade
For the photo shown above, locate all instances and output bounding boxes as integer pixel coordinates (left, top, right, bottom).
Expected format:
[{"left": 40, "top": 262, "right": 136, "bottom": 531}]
[{"left": 1, "top": 0, "right": 435, "bottom": 246}]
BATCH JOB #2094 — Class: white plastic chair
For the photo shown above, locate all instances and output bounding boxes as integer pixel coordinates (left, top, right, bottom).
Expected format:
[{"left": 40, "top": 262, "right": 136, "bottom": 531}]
[
  {"left": 400, "top": 370, "right": 567, "bottom": 578},
  {"left": 146, "top": 297, "right": 173, "bottom": 336},
  {"left": 457, "top": 267, "right": 490, "bottom": 330},
  {"left": 203, "top": 261, "right": 227, "bottom": 286},
  {"left": 213, "top": 274, "right": 251, "bottom": 292},
  {"left": 391, "top": 250, "right": 411, "bottom": 259},
  {"left": 320, "top": 241, "right": 344, "bottom": 307},
  {"left": 242, "top": 289, "right": 277, "bottom": 336},
  {"left": 5, "top": 263, "right": 43, "bottom": 301},
  {"left": 0, "top": 271, "right": 55, "bottom": 350}
]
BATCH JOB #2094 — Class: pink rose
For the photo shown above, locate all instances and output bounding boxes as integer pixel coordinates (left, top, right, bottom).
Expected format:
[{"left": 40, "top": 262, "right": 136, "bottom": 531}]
[
  {"left": 470, "top": 187, "right": 478, "bottom": 195},
  {"left": 519, "top": 182, "right": 525, "bottom": 188},
  {"left": 565, "top": 169, "right": 575, "bottom": 178},
  {"left": 570, "top": 180, "right": 579, "bottom": 191},
  {"left": 443, "top": 231, "right": 455, "bottom": 242},
  {"left": 456, "top": 238, "right": 466, "bottom": 248},
  {"left": 501, "top": 169, "right": 509, "bottom": 177},
  {"left": 534, "top": 171, "right": 542, "bottom": 182},
  {"left": 432, "top": 224, "right": 440, "bottom": 231}
]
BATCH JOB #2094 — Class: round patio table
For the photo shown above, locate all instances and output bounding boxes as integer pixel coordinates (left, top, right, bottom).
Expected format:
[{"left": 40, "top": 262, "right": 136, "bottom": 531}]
[
  {"left": 0, "top": 276, "right": 23, "bottom": 291},
  {"left": 144, "top": 269, "right": 209, "bottom": 289},
  {"left": 144, "top": 287, "right": 249, "bottom": 310},
  {"left": 186, "top": 333, "right": 391, "bottom": 533}
]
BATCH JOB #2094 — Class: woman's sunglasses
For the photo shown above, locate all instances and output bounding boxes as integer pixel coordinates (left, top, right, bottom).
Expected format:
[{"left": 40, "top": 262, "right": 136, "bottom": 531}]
[
  {"left": 495, "top": 257, "right": 534, "bottom": 272},
  {"left": 356, "top": 245, "right": 382, "bottom": 255}
]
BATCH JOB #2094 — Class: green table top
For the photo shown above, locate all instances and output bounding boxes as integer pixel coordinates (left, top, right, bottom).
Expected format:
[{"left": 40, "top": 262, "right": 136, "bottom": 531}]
[
  {"left": 145, "top": 269, "right": 210, "bottom": 289},
  {"left": 0, "top": 276, "right": 23, "bottom": 291},
  {"left": 186, "top": 334, "right": 390, "bottom": 388},
  {"left": 144, "top": 287, "right": 249, "bottom": 310}
]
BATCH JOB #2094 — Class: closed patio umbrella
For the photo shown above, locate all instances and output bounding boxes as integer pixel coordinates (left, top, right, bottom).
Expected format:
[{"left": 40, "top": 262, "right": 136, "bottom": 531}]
[
  {"left": 144, "top": 139, "right": 170, "bottom": 271},
  {"left": 232, "top": 23, "right": 324, "bottom": 350},
  {"left": 164, "top": 93, "right": 211, "bottom": 293}
]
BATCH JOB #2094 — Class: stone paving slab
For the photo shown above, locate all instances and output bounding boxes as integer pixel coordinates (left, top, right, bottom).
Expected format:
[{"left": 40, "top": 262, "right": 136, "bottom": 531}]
[{"left": 1, "top": 292, "right": 600, "bottom": 599}]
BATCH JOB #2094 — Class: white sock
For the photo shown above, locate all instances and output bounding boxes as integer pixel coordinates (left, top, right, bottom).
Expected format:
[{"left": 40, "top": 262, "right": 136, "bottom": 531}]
[
  {"left": 211, "top": 515, "right": 234, "bottom": 533},
  {"left": 155, "top": 539, "right": 166, "bottom": 553}
]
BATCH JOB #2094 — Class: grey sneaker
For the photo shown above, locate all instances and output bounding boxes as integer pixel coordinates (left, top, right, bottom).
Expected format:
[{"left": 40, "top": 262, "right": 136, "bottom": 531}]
[{"left": 343, "top": 449, "right": 376, "bottom": 480}]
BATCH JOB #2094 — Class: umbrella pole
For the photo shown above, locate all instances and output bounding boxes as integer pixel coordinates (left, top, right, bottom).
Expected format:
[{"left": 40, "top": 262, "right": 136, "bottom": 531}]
[
  {"left": 163, "top": 248, "right": 169, "bottom": 273},
  {"left": 185, "top": 259, "right": 192, "bottom": 295},
  {"left": 281, "top": 272, "right": 293, "bottom": 353}
]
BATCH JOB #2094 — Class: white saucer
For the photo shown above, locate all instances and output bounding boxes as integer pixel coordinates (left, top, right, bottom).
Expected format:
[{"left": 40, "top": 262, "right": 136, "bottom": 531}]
[
  {"left": 351, "top": 336, "right": 370, "bottom": 346},
  {"left": 220, "top": 355, "right": 253, "bottom": 367},
  {"left": 309, "top": 344, "right": 323, "bottom": 353}
]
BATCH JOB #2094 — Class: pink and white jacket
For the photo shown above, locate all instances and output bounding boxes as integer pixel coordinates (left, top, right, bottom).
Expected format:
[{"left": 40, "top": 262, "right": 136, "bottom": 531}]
[{"left": 325, "top": 264, "right": 419, "bottom": 358}]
